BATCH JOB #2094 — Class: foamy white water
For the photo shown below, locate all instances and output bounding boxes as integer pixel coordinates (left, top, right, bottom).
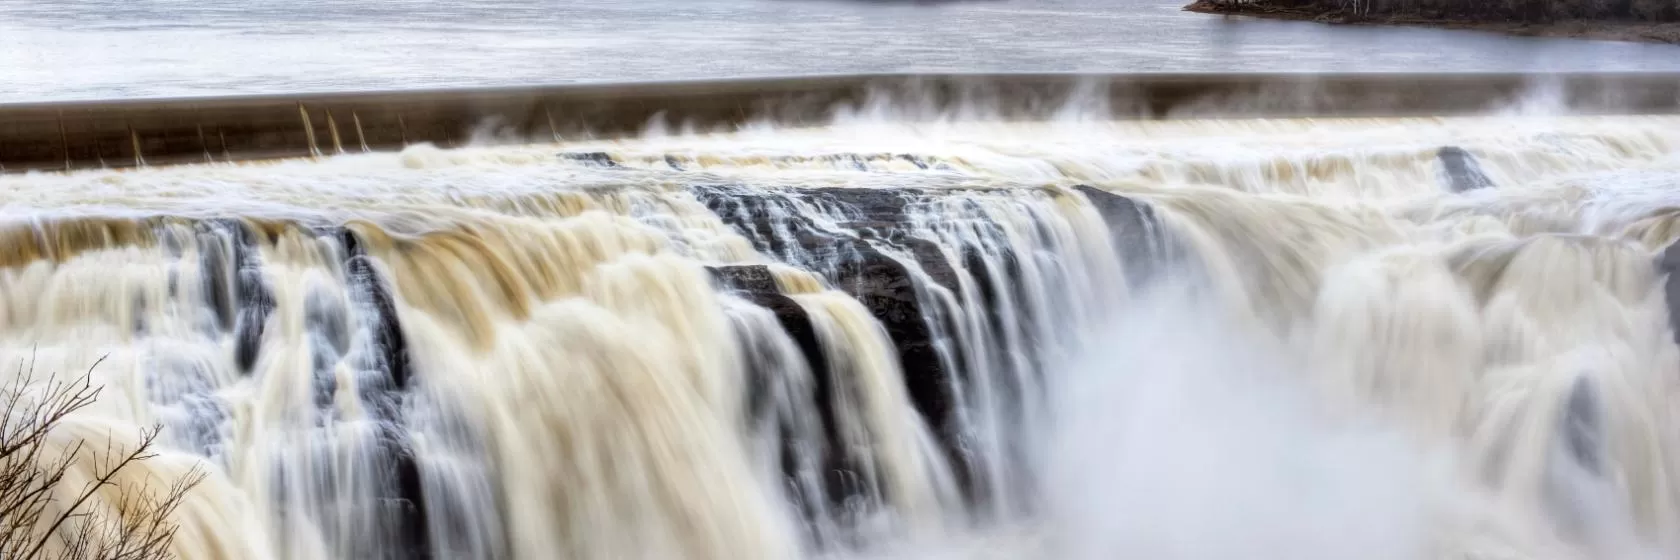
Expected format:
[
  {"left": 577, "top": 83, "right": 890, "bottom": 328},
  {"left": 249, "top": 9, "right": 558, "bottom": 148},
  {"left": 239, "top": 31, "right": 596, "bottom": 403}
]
[{"left": 3, "top": 106, "right": 1680, "bottom": 559}]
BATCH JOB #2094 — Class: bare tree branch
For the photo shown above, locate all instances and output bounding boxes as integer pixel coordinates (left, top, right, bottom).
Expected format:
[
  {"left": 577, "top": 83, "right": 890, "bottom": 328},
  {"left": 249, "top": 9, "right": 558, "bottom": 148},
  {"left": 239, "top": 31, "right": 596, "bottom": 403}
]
[{"left": 1, "top": 356, "right": 205, "bottom": 560}]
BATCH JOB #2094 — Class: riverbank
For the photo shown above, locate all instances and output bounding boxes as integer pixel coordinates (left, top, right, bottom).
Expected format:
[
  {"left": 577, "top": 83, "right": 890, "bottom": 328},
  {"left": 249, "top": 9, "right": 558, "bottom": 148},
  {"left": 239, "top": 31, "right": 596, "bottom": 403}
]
[{"left": 1185, "top": 1, "right": 1680, "bottom": 44}]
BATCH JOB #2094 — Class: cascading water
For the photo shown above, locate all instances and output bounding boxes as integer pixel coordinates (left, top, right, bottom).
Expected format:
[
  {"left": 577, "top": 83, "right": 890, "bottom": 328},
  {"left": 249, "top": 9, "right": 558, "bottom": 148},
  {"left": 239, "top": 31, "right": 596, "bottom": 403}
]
[{"left": 4, "top": 107, "right": 1680, "bottom": 560}]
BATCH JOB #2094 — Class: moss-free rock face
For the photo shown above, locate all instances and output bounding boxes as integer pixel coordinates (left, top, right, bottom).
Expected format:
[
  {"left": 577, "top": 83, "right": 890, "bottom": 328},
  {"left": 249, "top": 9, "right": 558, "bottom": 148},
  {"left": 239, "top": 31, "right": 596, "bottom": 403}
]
[
  {"left": 708, "top": 264, "right": 780, "bottom": 293},
  {"left": 1437, "top": 146, "right": 1495, "bottom": 193},
  {"left": 694, "top": 185, "right": 968, "bottom": 484},
  {"left": 694, "top": 183, "right": 1170, "bottom": 510},
  {"left": 1658, "top": 240, "right": 1680, "bottom": 346},
  {"left": 1074, "top": 185, "right": 1186, "bottom": 287}
]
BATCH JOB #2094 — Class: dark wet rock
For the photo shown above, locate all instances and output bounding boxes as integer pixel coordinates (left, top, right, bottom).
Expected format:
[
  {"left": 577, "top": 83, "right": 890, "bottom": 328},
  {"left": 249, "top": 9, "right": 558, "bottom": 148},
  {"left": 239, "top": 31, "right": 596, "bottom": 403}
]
[
  {"left": 165, "top": 265, "right": 182, "bottom": 300},
  {"left": 807, "top": 153, "right": 954, "bottom": 171},
  {"left": 232, "top": 311, "right": 265, "bottom": 373},
  {"left": 693, "top": 185, "right": 869, "bottom": 262},
  {"left": 733, "top": 290, "right": 865, "bottom": 531},
  {"left": 741, "top": 293, "right": 831, "bottom": 399},
  {"left": 306, "top": 288, "right": 351, "bottom": 356},
  {"left": 143, "top": 356, "right": 229, "bottom": 457},
  {"left": 163, "top": 220, "right": 433, "bottom": 558},
  {"left": 196, "top": 223, "right": 237, "bottom": 330},
  {"left": 708, "top": 264, "right": 780, "bottom": 293},
  {"left": 792, "top": 187, "right": 965, "bottom": 294},
  {"left": 804, "top": 186, "right": 920, "bottom": 224},
  {"left": 558, "top": 151, "right": 619, "bottom": 167},
  {"left": 1074, "top": 185, "right": 1185, "bottom": 287},
  {"left": 305, "top": 282, "right": 348, "bottom": 414},
  {"left": 173, "top": 393, "right": 229, "bottom": 457},
  {"left": 1438, "top": 146, "right": 1495, "bottom": 193},
  {"left": 337, "top": 228, "right": 362, "bottom": 257},
  {"left": 405, "top": 451, "right": 481, "bottom": 560},
  {"left": 308, "top": 336, "right": 340, "bottom": 413},
  {"left": 819, "top": 153, "right": 869, "bottom": 171},
  {"left": 732, "top": 296, "right": 834, "bottom": 455},
  {"left": 208, "top": 218, "right": 262, "bottom": 271},
  {"left": 897, "top": 153, "right": 931, "bottom": 170},
  {"left": 337, "top": 229, "right": 430, "bottom": 558},
  {"left": 356, "top": 261, "right": 413, "bottom": 392},
  {"left": 704, "top": 186, "right": 965, "bottom": 442},
  {"left": 342, "top": 229, "right": 414, "bottom": 392},
  {"left": 381, "top": 425, "right": 432, "bottom": 560},
  {"left": 735, "top": 295, "right": 803, "bottom": 425},
  {"left": 160, "top": 225, "right": 188, "bottom": 258},
  {"left": 279, "top": 423, "right": 430, "bottom": 560},
  {"left": 1659, "top": 240, "right": 1680, "bottom": 348},
  {"left": 233, "top": 268, "right": 276, "bottom": 374},
  {"left": 191, "top": 218, "right": 276, "bottom": 374},
  {"left": 694, "top": 184, "right": 981, "bottom": 500},
  {"left": 696, "top": 183, "right": 1181, "bottom": 509},
  {"left": 960, "top": 234, "right": 1029, "bottom": 382},
  {"left": 830, "top": 241, "right": 959, "bottom": 434},
  {"left": 1561, "top": 375, "right": 1603, "bottom": 475},
  {"left": 897, "top": 237, "right": 964, "bottom": 296},
  {"left": 131, "top": 287, "right": 151, "bottom": 335}
]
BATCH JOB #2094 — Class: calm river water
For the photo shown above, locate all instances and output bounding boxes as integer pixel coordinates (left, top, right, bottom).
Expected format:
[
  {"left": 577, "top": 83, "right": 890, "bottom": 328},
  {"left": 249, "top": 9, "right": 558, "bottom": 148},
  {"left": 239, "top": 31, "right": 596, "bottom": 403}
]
[{"left": 4, "top": 0, "right": 1680, "bottom": 102}]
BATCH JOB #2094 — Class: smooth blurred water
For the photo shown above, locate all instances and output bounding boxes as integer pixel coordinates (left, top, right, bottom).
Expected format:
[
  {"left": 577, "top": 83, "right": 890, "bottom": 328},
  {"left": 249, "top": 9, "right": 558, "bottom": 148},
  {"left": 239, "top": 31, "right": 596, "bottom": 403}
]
[{"left": 4, "top": 0, "right": 1680, "bottom": 102}]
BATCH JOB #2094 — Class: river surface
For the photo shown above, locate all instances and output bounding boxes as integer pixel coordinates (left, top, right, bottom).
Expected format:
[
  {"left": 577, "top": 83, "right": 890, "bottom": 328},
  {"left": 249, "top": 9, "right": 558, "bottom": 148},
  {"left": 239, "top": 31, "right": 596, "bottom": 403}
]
[{"left": 4, "top": 0, "right": 1680, "bottom": 103}]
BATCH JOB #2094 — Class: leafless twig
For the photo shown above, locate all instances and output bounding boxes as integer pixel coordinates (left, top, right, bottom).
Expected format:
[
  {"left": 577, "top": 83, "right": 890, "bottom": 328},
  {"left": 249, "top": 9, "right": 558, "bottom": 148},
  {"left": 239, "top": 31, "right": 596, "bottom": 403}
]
[{"left": 0, "top": 355, "right": 206, "bottom": 560}]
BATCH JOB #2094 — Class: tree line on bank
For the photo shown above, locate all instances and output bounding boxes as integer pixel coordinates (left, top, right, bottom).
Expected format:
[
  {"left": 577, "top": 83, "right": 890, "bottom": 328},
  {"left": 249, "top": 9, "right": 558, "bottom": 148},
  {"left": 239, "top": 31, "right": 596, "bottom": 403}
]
[{"left": 1204, "top": 0, "right": 1680, "bottom": 22}]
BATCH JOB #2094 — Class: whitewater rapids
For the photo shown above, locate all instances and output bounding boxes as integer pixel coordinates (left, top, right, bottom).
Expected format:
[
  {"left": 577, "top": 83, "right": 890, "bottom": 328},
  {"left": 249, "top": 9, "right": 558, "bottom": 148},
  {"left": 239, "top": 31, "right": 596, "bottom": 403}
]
[{"left": 3, "top": 112, "right": 1680, "bottom": 560}]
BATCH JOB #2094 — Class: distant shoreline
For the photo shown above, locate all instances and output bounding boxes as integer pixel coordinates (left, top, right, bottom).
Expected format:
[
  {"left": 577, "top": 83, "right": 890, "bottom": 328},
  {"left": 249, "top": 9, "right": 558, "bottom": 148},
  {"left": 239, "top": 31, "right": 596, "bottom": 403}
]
[{"left": 1184, "top": 1, "right": 1680, "bottom": 45}]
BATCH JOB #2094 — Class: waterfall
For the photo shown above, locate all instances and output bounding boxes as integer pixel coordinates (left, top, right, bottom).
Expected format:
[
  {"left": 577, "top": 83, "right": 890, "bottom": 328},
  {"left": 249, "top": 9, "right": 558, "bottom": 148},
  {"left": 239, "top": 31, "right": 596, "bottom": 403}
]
[{"left": 3, "top": 113, "right": 1680, "bottom": 559}]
